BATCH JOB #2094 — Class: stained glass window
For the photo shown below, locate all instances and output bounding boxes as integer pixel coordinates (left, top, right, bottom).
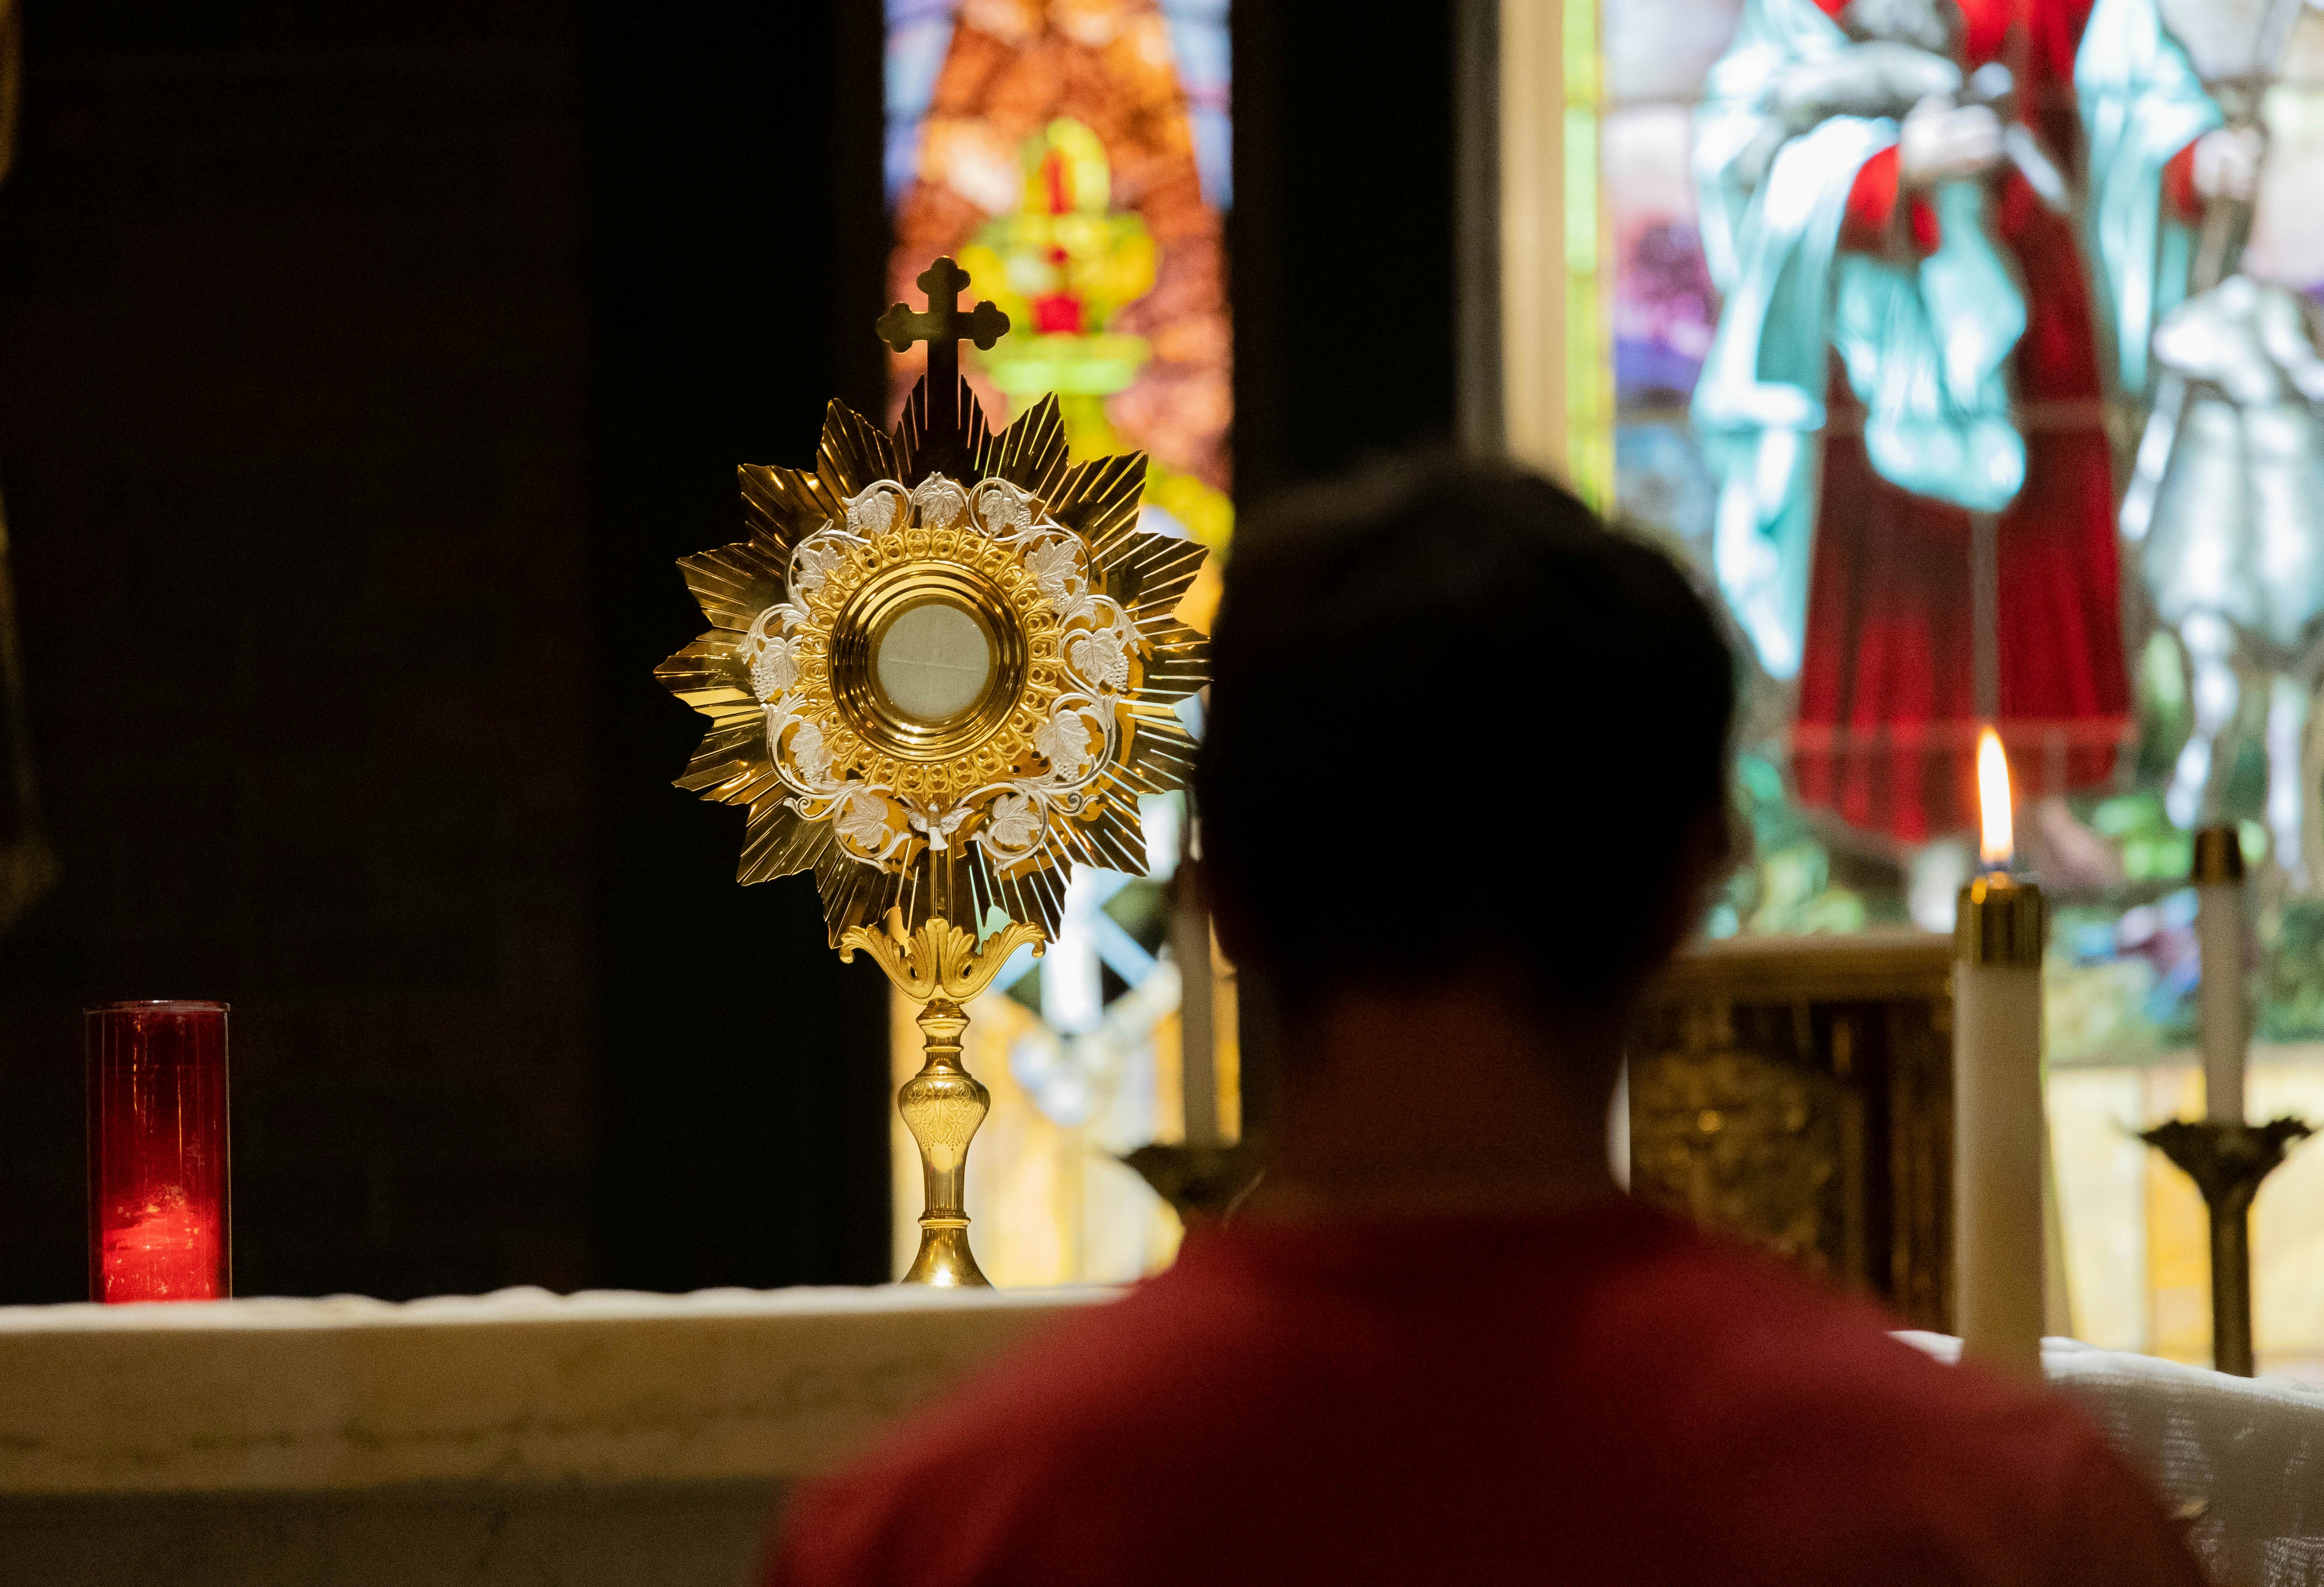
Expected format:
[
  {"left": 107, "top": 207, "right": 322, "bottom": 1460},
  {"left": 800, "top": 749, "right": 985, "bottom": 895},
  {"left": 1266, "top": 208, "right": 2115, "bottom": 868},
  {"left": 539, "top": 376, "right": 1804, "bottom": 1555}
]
[
  {"left": 1587, "top": 0, "right": 2324, "bottom": 1377},
  {"left": 881, "top": 0, "right": 1235, "bottom": 1285}
]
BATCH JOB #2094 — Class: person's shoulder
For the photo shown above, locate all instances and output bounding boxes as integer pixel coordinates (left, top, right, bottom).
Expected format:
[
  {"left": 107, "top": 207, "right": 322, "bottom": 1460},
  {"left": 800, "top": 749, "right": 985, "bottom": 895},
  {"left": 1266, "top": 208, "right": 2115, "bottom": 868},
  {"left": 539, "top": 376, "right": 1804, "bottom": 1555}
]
[
  {"left": 768, "top": 1262, "right": 1259, "bottom": 1587},
  {"left": 1612, "top": 1235, "right": 2199, "bottom": 1582},
  {"left": 1620, "top": 1229, "right": 2066, "bottom": 1454}
]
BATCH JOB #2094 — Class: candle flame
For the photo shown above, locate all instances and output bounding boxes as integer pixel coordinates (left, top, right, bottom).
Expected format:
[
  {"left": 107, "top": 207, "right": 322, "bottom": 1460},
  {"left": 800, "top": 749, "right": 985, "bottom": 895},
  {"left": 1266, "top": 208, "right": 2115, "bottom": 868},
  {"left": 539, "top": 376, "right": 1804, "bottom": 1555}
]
[{"left": 1976, "top": 727, "right": 2013, "bottom": 869}]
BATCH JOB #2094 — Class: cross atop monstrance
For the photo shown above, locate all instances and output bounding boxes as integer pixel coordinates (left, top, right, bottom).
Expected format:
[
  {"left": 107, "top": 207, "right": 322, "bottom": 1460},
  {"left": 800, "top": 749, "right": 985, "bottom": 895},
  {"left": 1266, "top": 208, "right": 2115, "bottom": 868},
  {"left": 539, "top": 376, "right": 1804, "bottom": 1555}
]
[{"left": 877, "top": 256, "right": 1009, "bottom": 475}]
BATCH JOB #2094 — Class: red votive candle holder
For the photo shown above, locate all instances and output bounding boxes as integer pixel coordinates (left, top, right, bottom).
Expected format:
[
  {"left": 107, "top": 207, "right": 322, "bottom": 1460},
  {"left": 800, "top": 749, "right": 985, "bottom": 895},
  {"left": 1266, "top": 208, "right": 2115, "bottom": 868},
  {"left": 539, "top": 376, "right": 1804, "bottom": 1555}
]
[{"left": 86, "top": 1001, "right": 230, "bottom": 1303}]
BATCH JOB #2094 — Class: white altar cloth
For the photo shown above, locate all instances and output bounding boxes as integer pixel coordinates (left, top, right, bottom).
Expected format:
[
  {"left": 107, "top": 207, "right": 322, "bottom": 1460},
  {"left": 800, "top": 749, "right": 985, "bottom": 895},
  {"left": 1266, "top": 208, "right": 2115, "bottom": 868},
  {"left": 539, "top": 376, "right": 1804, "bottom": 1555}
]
[
  {"left": 0, "top": 1283, "right": 1110, "bottom": 1497},
  {"left": 2, "top": 1288, "right": 2318, "bottom": 1586},
  {"left": 1906, "top": 1334, "right": 2324, "bottom": 1587},
  {"left": 0, "top": 1284, "right": 1108, "bottom": 1587}
]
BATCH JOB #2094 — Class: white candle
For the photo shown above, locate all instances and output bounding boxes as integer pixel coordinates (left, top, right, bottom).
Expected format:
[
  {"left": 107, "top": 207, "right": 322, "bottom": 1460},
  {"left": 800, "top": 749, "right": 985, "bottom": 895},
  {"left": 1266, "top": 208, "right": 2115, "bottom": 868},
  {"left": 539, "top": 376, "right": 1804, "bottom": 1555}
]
[
  {"left": 1953, "top": 730, "right": 2048, "bottom": 1380},
  {"left": 2193, "top": 826, "right": 2247, "bottom": 1124}
]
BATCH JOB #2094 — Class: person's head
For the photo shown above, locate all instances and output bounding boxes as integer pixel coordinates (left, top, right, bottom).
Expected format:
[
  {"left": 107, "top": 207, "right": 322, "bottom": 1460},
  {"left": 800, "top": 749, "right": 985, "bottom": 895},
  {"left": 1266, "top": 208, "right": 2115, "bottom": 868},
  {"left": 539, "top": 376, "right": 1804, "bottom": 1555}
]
[{"left": 1194, "top": 454, "right": 1736, "bottom": 1041}]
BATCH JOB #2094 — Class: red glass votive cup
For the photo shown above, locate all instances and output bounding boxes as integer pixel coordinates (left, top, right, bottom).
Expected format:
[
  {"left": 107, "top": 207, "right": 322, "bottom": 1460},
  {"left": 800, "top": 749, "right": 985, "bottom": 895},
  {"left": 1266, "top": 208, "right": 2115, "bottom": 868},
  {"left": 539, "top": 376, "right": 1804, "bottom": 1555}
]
[{"left": 86, "top": 1001, "right": 231, "bottom": 1303}]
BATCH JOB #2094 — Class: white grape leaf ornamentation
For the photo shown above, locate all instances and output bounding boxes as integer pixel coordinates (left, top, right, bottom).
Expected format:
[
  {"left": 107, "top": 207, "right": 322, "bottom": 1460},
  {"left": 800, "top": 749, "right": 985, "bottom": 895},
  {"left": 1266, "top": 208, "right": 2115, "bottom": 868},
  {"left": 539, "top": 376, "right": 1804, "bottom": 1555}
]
[
  {"left": 1067, "top": 627, "right": 1131, "bottom": 692},
  {"left": 789, "top": 720, "right": 832, "bottom": 784},
  {"left": 1032, "top": 710, "right": 1094, "bottom": 778},
  {"left": 1024, "top": 540, "right": 1082, "bottom": 608},
  {"left": 793, "top": 539, "right": 845, "bottom": 598},
  {"left": 749, "top": 633, "right": 798, "bottom": 700},
  {"left": 911, "top": 475, "right": 969, "bottom": 529},
  {"left": 975, "top": 480, "right": 1032, "bottom": 539},
  {"left": 845, "top": 485, "right": 902, "bottom": 538},
  {"left": 836, "top": 790, "right": 891, "bottom": 852},
  {"left": 983, "top": 792, "right": 1041, "bottom": 851}
]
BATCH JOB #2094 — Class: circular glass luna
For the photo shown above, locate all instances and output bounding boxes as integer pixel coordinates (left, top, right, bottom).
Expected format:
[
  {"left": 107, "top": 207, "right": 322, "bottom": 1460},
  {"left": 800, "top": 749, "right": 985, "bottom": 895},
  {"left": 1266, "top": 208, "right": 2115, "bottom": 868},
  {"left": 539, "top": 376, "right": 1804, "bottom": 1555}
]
[
  {"left": 873, "top": 599, "right": 995, "bottom": 725},
  {"left": 828, "top": 564, "right": 1027, "bottom": 761}
]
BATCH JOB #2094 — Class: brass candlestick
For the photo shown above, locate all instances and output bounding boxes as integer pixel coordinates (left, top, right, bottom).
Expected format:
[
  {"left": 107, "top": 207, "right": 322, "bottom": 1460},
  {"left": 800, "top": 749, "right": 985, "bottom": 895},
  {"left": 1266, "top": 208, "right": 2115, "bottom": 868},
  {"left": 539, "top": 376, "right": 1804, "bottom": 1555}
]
[
  {"left": 655, "top": 257, "right": 1210, "bottom": 1285},
  {"left": 841, "top": 916, "right": 1044, "bottom": 1286},
  {"left": 2139, "top": 1117, "right": 2314, "bottom": 1377},
  {"left": 1122, "top": 1141, "right": 1266, "bottom": 1226}
]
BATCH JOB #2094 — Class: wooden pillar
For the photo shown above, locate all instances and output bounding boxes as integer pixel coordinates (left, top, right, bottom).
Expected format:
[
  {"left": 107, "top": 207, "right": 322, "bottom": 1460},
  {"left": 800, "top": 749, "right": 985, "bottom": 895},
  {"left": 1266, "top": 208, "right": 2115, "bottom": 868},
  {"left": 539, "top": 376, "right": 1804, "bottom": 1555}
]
[{"left": 1496, "top": 0, "right": 1567, "bottom": 478}]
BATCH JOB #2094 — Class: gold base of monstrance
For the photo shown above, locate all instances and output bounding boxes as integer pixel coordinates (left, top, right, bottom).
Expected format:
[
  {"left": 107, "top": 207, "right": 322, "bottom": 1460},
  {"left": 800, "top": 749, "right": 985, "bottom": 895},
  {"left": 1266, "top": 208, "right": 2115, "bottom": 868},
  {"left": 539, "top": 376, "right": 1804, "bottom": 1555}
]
[
  {"left": 840, "top": 917, "right": 1041, "bottom": 1285},
  {"left": 657, "top": 259, "right": 1209, "bottom": 1284}
]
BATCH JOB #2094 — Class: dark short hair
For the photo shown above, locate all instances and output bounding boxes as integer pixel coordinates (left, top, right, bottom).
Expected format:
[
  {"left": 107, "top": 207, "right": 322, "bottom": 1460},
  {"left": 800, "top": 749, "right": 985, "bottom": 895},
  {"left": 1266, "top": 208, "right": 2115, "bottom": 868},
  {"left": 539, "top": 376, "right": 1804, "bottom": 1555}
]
[{"left": 1193, "top": 455, "right": 1735, "bottom": 1011}]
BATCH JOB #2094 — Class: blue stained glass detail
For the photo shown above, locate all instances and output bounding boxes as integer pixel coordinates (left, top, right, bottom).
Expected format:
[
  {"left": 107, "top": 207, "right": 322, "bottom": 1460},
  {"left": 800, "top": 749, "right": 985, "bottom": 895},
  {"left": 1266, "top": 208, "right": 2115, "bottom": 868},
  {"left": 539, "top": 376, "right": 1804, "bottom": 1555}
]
[
  {"left": 1162, "top": 0, "right": 1233, "bottom": 208},
  {"left": 883, "top": 2, "right": 959, "bottom": 207},
  {"left": 1615, "top": 423, "right": 1715, "bottom": 553}
]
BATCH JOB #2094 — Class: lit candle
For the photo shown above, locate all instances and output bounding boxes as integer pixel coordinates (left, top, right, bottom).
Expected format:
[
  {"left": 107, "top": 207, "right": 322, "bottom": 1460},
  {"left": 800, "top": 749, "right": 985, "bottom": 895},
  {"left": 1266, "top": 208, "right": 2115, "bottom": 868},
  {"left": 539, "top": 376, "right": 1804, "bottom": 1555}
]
[
  {"left": 2192, "top": 826, "right": 2247, "bottom": 1124},
  {"left": 87, "top": 1001, "right": 230, "bottom": 1303},
  {"left": 1953, "top": 731, "right": 2047, "bottom": 1379},
  {"left": 99, "top": 1195, "right": 226, "bottom": 1302}
]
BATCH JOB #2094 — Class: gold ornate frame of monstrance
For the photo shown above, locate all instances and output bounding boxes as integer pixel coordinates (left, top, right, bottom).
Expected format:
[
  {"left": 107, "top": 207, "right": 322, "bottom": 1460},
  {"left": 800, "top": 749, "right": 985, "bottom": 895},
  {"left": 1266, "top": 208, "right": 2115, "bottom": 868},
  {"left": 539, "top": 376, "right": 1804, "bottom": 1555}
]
[{"left": 657, "top": 257, "right": 1211, "bottom": 1286}]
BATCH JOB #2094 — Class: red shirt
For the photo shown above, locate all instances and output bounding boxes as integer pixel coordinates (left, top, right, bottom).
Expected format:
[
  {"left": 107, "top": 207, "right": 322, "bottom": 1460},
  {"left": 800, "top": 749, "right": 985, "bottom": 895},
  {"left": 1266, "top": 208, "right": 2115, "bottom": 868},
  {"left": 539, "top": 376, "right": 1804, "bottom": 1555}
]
[{"left": 768, "top": 1201, "right": 2204, "bottom": 1587}]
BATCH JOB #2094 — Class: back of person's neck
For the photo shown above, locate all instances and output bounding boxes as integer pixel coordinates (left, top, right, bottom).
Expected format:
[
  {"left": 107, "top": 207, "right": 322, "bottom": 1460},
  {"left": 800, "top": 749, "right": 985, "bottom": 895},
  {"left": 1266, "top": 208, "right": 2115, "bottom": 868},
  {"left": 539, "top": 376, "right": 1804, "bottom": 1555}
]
[{"left": 1238, "top": 976, "right": 1624, "bottom": 1223}]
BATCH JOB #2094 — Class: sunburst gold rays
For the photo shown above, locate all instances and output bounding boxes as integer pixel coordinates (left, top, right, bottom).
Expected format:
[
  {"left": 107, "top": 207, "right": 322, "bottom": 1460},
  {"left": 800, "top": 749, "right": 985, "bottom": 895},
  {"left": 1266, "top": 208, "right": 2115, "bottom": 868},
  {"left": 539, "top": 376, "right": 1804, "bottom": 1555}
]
[
  {"left": 1071, "top": 794, "right": 1152, "bottom": 875},
  {"left": 895, "top": 375, "right": 995, "bottom": 486},
  {"left": 1114, "top": 538, "right": 1209, "bottom": 629},
  {"left": 734, "top": 400, "right": 909, "bottom": 560},
  {"left": 978, "top": 849, "right": 1070, "bottom": 942},
  {"left": 737, "top": 463, "right": 837, "bottom": 555},
  {"left": 1047, "top": 451, "right": 1146, "bottom": 552},
  {"left": 740, "top": 795, "right": 832, "bottom": 885},
  {"left": 980, "top": 391, "right": 1071, "bottom": 496},
  {"left": 659, "top": 384, "right": 1211, "bottom": 950},
  {"left": 1136, "top": 639, "right": 1209, "bottom": 705},
  {"left": 673, "top": 539, "right": 787, "bottom": 636},
  {"left": 655, "top": 541, "right": 777, "bottom": 745},
  {"left": 1039, "top": 449, "right": 1211, "bottom": 653},
  {"left": 655, "top": 639, "right": 752, "bottom": 720},
  {"left": 670, "top": 715, "right": 763, "bottom": 794},
  {"left": 809, "top": 838, "right": 1005, "bottom": 945},
  {"left": 815, "top": 399, "right": 896, "bottom": 501}
]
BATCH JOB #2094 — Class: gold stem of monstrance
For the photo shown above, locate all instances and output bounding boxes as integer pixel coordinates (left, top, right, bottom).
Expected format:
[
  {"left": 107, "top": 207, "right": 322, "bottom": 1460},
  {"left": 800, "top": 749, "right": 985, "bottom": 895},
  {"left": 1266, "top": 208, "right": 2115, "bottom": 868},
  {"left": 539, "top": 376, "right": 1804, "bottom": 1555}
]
[{"left": 840, "top": 915, "right": 1046, "bottom": 1286}]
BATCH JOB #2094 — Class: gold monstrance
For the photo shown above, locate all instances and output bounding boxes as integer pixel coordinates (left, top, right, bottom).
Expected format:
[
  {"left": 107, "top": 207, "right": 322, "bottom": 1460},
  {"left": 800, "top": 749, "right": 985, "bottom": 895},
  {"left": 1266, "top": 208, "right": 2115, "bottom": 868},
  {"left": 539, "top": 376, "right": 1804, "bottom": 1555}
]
[{"left": 656, "top": 257, "right": 1211, "bottom": 1285}]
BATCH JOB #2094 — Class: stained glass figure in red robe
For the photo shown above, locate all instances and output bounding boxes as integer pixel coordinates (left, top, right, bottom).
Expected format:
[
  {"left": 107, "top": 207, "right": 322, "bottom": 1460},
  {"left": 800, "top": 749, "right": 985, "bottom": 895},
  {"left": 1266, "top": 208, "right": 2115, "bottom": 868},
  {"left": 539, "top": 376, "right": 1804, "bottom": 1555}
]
[{"left": 1693, "top": 0, "right": 2252, "bottom": 886}]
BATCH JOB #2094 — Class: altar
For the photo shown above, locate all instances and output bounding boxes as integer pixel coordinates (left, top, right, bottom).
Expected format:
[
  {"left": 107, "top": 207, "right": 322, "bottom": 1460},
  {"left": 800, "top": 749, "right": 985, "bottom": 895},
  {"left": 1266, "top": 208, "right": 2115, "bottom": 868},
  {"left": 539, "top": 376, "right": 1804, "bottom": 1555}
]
[
  {"left": 0, "top": 1285, "right": 1105, "bottom": 1587},
  {"left": 5, "top": 1288, "right": 2322, "bottom": 1587}
]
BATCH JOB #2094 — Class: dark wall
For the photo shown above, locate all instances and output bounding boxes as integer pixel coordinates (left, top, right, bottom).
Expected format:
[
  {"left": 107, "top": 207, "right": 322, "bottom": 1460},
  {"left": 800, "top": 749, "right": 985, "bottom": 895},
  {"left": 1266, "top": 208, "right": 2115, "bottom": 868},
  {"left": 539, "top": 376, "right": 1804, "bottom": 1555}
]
[
  {"left": 0, "top": 4, "right": 597, "bottom": 1302},
  {"left": 0, "top": 0, "right": 1458, "bottom": 1303},
  {"left": 0, "top": 0, "right": 896, "bottom": 1304},
  {"left": 1233, "top": 0, "right": 1460, "bottom": 501},
  {"left": 582, "top": 0, "right": 893, "bottom": 1293},
  {"left": 1225, "top": 0, "right": 1460, "bottom": 1121}
]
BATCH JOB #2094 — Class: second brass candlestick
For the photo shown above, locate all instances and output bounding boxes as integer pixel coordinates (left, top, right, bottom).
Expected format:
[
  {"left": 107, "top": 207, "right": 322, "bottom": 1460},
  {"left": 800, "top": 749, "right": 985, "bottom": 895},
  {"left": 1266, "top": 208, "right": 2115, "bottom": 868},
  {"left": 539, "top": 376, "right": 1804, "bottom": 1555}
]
[{"left": 2140, "top": 1117, "right": 2313, "bottom": 1377}]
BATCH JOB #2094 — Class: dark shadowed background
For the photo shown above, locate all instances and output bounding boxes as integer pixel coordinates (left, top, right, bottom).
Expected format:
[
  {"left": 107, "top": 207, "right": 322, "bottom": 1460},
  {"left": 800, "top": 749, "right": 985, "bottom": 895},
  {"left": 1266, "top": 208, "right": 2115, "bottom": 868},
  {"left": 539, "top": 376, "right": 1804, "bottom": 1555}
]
[{"left": 0, "top": 0, "right": 1456, "bottom": 1303}]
